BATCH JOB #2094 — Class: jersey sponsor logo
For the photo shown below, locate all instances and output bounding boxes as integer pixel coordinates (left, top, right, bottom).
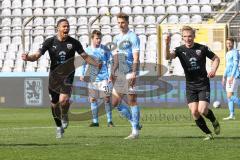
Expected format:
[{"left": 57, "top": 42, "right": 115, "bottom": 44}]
[
  {"left": 67, "top": 44, "right": 72, "bottom": 50},
  {"left": 119, "top": 40, "right": 132, "bottom": 50},
  {"left": 53, "top": 45, "right": 57, "bottom": 49},
  {"left": 196, "top": 50, "right": 201, "bottom": 56},
  {"left": 24, "top": 78, "right": 43, "bottom": 106},
  {"left": 182, "top": 52, "right": 186, "bottom": 56},
  {"left": 188, "top": 57, "right": 200, "bottom": 71},
  {"left": 59, "top": 51, "right": 66, "bottom": 63}
]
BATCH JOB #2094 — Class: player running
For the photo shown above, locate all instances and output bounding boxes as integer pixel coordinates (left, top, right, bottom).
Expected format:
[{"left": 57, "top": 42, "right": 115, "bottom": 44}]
[
  {"left": 22, "top": 19, "right": 101, "bottom": 138},
  {"left": 165, "top": 26, "right": 220, "bottom": 140}
]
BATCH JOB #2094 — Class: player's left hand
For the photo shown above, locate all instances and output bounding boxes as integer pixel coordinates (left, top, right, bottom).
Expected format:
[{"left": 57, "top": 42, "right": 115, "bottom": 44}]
[{"left": 207, "top": 70, "right": 216, "bottom": 78}]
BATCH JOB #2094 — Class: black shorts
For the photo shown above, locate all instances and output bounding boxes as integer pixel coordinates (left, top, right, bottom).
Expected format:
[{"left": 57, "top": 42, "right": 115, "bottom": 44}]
[
  {"left": 48, "top": 73, "right": 74, "bottom": 104},
  {"left": 186, "top": 88, "right": 210, "bottom": 104}
]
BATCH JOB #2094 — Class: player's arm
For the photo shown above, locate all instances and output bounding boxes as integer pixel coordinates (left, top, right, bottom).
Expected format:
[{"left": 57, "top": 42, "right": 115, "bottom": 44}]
[
  {"left": 208, "top": 55, "right": 220, "bottom": 78},
  {"left": 21, "top": 51, "right": 42, "bottom": 62},
  {"left": 81, "top": 52, "right": 102, "bottom": 69},
  {"left": 165, "top": 34, "right": 176, "bottom": 60},
  {"left": 229, "top": 50, "right": 239, "bottom": 83}
]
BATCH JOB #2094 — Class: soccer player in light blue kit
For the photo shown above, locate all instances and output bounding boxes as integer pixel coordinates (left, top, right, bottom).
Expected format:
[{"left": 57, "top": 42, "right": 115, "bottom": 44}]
[
  {"left": 80, "top": 30, "right": 114, "bottom": 127},
  {"left": 111, "top": 12, "right": 141, "bottom": 139},
  {"left": 222, "top": 37, "right": 240, "bottom": 120}
]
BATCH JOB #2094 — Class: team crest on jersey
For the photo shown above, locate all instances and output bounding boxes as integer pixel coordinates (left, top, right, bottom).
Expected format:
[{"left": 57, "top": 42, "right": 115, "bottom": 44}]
[
  {"left": 196, "top": 50, "right": 201, "bottom": 56},
  {"left": 67, "top": 44, "right": 72, "bottom": 50}
]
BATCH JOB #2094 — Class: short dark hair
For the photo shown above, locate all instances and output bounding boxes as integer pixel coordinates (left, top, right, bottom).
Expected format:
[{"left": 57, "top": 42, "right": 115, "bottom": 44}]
[
  {"left": 226, "top": 37, "right": 234, "bottom": 43},
  {"left": 117, "top": 12, "right": 129, "bottom": 22},
  {"left": 91, "top": 30, "right": 102, "bottom": 38},
  {"left": 57, "top": 18, "right": 69, "bottom": 27}
]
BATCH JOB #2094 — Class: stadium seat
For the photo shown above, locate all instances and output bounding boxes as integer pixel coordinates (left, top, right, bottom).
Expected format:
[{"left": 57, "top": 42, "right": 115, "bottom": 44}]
[
  {"left": 100, "top": 16, "right": 111, "bottom": 25},
  {"left": 102, "top": 34, "right": 112, "bottom": 44},
  {"left": 33, "top": 26, "right": 44, "bottom": 36},
  {"left": 176, "top": 0, "right": 187, "bottom": 4},
  {"left": 135, "top": 25, "right": 145, "bottom": 35},
  {"left": 178, "top": 6, "right": 189, "bottom": 13},
  {"left": 122, "top": 6, "right": 132, "bottom": 14},
  {"left": 110, "top": 6, "right": 121, "bottom": 14},
  {"left": 155, "top": 6, "right": 165, "bottom": 14},
  {"left": 66, "top": 7, "right": 76, "bottom": 15},
  {"left": 89, "top": 16, "right": 99, "bottom": 24},
  {"left": 76, "top": 0, "right": 87, "bottom": 7},
  {"left": 191, "top": 15, "right": 202, "bottom": 23},
  {"left": 45, "top": 17, "right": 55, "bottom": 26},
  {"left": 189, "top": 5, "right": 200, "bottom": 13},
  {"left": 98, "top": 0, "right": 108, "bottom": 6},
  {"left": 145, "top": 16, "right": 156, "bottom": 24},
  {"left": 188, "top": 0, "right": 199, "bottom": 4},
  {"left": 12, "top": 18, "right": 22, "bottom": 27},
  {"left": 5, "top": 51, "right": 17, "bottom": 60},
  {"left": 1, "top": 27, "right": 11, "bottom": 36},
  {"left": 109, "top": 0, "right": 119, "bottom": 6},
  {"left": 111, "top": 17, "right": 118, "bottom": 24},
  {"left": 168, "top": 15, "right": 179, "bottom": 24},
  {"left": 79, "top": 35, "right": 89, "bottom": 48},
  {"left": 55, "top": 0, "right": 64, "bottom": 7},
  {"left": 77, "top": 17, "right": 88, "bottom": 25},
  {"left": 44, "top": 0, "right": 54, "bottom": 7},
  {"left": 179, "top": 15, "right": 191, "bottom": 23},
  {"left": 12, "top": 0, "right": 22, "bottom": 8},
  {"left": 1, "top": 8, "right": 11, "bottom": 16},
  {"left": 45, "top": 26, "right": 55, "bottom": 36},
  {"left": 68, "top": 17, "right": 77, "bottom": 26},
  {"left": 199, "top": 0, "right": 210, "bottom": 4},
  {"left": 23, "top": 8, "right": 33, "bottom": 17},
  {"left": 44, "top": 8, "right": 55, "bottom": 16},
  {"left": 1, "top": 0, "right": 11, "bottom": 8},
  {"left": 8, "top": 44, "right": 18, "bottom": 53},
  {"left": 133, "top": 6, "right": 143, "bottom": 14},
  {"left": 12, "top": 35, "right": 21, "bottom": 44},
  {"left": 2, "top": 59, "right": 14, "bottom": 72},
  {"left": 12, "top": 8, "right": 22, "bottom": 16},
  {"left": 99, "top": 7, "right": 109, "bottom": 15},
  {"left": 101, "top": 25, "right": 111, "bottom": 34},
  {"left": 77, "top": 7, "right": 87, "bottom": 15},
  {"left": 1, "top": 18, "right": 11, "bottom": 27},
  {"left": 0, "top": 44, "right": 7, "bottom": 53},
  {"left": 132, "top": 0, "right": 142, "bottom": 5},
  {"left": 211, "top": 0, "right": 221, "bottom": 5},
  {"left": 66, "top": 0, "right": 75, "bottom": 7},
  {"left": 87, "top": 0, "right": 97, "bottom": 6},
  {"left": 33, "top": 17, "right": 44, "bottom": 27},
  {"left": 23, "top": 0, "right": 32, "bottom": 8},
  {"left": 154, "top": 0, "right": 164, "bottom": 5},
  {"left": 157, "top": 16, "right": 167, "bottom": 23},
  {"left": 120, "top": 0, "right": 131, "bottom": 6},
  {"left": 143, "top": 0, "right": 153, "bottom": 5},
  {"left": 145, "top": 25, "right": 157, "bottom": 34},
  {"left": 55, "top": 8, "right": 65, "bottom": 15},
  {"left": 166, "top": 6, "right": 177, "bottom": 13},
  {"left": 165, "top": 0, "right": 175, "bottom": 4},
  {"left": 88, "top": 7, "right": 98, "bottom": 15},
  {"left": 134, "top": 16, "right": 144, "bottom": 25},
  {"left": 33, "top": 0, "right": 43, "bottom": 7},
  {"left": 111, "top": 25, "right": 119, "bottom": 34},
  {"left": 33, "top": 36, "right": 44, "bottom": 44},
  {"left": 144, "top": 6, "right": 154, "bottom": 14},
  {"left": 33, "top": 8, "right": 43, "bottom": 16},
  {"left": 77, "top": 25, "right": 89, "bottom": 35},
  {"left": 201, "top": 5, "right": 212, "bottom": 13}
]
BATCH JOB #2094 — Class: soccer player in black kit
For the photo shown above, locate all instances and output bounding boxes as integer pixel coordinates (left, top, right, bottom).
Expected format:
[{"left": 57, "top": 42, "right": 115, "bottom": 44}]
[
  {"left": 165, "top": 26, "right": 221, "bottom": 140},
  {"left": 22, "top": 19, "right": 102, "bottom": 138}
]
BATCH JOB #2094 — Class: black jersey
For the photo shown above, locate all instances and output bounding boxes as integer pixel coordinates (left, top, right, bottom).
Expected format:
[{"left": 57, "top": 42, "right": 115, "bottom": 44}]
[
  {"left": 39, "top": 36, "right": 84, "bottom": 71},
  {"left": 175, "top": 43, "right": 215, "bottom": 89}
]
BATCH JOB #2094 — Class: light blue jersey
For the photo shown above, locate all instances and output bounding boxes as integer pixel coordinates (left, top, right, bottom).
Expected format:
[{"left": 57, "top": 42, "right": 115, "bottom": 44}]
[
  {"left": 113, "top": 30, "right": 140, "bottom": 73},
  {"left": 224, "top": 49, "right": 240, "bottom": 78},
  {"left": 80, "top": 44, "right": 112, "bottom": 82}
]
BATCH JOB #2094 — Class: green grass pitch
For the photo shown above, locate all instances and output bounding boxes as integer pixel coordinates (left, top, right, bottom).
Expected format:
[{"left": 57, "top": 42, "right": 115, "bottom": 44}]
[{"left": 0, "top": 107, "right": 240, "bottom": 160}]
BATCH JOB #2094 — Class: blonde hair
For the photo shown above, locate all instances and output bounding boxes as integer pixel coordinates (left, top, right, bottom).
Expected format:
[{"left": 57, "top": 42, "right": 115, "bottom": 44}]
[{"left": 182, "top": 26, "right": 195, "bottom": 35}]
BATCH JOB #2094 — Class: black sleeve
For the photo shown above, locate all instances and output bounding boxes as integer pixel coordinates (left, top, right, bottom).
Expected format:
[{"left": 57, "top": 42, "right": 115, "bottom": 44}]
[
  {"left": 39, "top": 37, "right": 53, "bottom": 55},
  {"left": 204, "top": 45, "right": 215, "bottom": 59},
  {"left": 75, "top": 40, "right": 84, "bottom": 55},
  {"left": 174, "top": 47, "right": 179, "bottom": 57}
]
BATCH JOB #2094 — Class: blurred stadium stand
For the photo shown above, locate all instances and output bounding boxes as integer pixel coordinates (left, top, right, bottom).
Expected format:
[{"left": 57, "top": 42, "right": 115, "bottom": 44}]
[{"left": 0, "top": 0, "right": 238, "bottom": 73}]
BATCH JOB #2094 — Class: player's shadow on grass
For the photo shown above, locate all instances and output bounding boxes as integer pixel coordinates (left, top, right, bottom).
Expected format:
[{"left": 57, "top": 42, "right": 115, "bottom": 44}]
[{"left": 0, "top": 142, "right": 80, "bottom": 147}]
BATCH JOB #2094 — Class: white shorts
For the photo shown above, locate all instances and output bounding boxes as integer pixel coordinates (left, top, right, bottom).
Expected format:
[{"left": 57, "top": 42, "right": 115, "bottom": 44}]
[
  {"left": 226, "top": 77, "right": 240, "bottom": 92},
  {"left": 113, "top": 73, "right": 136, "bottom": 95},
  {"left": 88, "top": 80, "right": 113, "bottom": 98}
]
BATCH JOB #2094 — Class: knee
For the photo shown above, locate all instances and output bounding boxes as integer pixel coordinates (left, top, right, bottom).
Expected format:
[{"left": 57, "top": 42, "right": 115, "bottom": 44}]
[
  {"left": 191, "top": 109, "right": 200, "bottom": 118},
  {"left": 90, "top": 97, "right": 96, "bottom": 103},
  {"left": 104, "top": 97, "right": 110, "bottom": 103},
  {"left": 198, "top": 108, "right": 207, "bottom": 115},
  {"left": 59, "top": 98, "right": 70, "bottom": 106}
]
